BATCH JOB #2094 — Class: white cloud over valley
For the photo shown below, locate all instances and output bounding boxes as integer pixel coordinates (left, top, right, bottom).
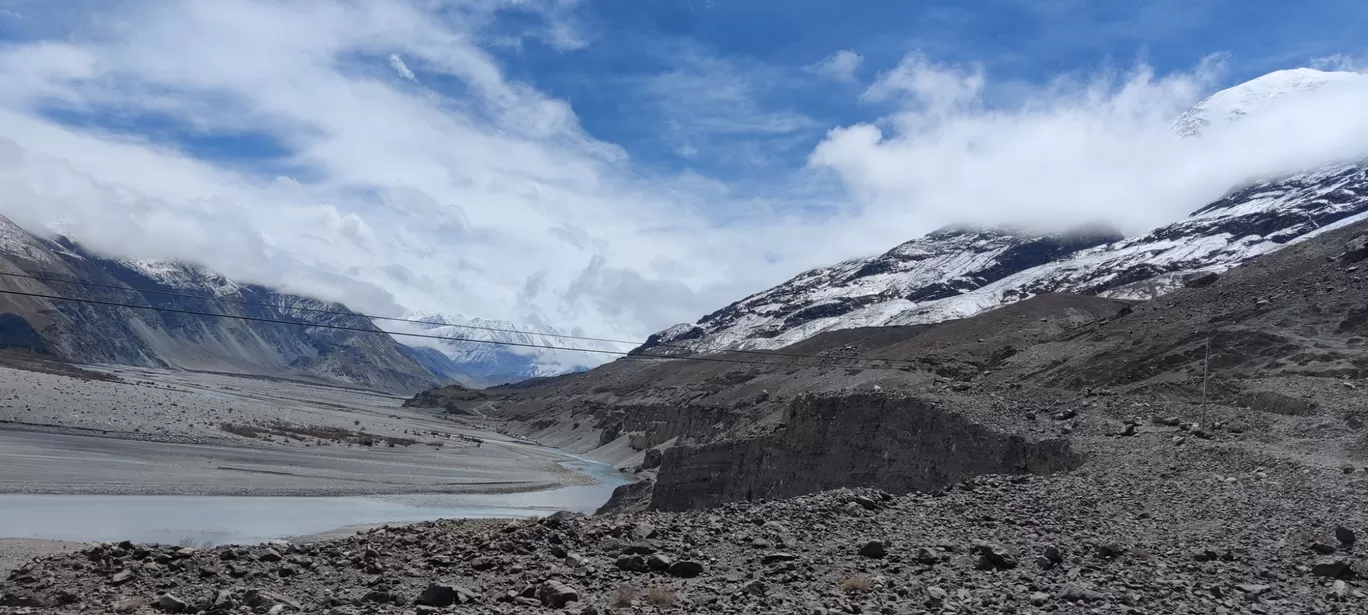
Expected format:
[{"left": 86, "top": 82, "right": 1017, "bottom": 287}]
[{"left": 1, "top": 0, "right": 1367, "bottom": 362}]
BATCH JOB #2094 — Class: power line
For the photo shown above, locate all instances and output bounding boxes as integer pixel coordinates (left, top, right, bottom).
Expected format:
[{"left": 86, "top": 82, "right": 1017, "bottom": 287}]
[
  {"left": 0, "top": 270, "right": 921, "bottom": 368},
  {"left": 0, "top": 288, "right": 919, "bottom": 371},
  {"left": 0, "top": 271, "right": 638, "bottom": 346}
]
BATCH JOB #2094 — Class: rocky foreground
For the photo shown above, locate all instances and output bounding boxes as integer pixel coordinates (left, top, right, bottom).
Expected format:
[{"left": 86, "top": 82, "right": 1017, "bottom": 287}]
[{"left": 4, "top": 444, "right": 1366, "bottom": 615}]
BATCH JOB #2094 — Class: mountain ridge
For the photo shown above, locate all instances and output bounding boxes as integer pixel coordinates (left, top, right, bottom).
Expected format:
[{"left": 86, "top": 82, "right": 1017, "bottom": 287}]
[
  {"left": 0, "top": 216, "right": 448, "bottom": 393},
  {"left": 642, "top": 68, "right": 1368, "bottom": 354}
]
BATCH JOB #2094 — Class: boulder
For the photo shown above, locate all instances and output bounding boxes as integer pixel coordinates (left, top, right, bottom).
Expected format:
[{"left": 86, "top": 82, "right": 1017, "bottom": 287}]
[
  {"left": 1336, "top": 526, "right": 1357, "bottom": 546},
  {"left": 1312, "top": 557, "right": 1355, "bottom": 579},
  {"left": 645, "top": 553, "right": 673, "bottom": 571},
  {"left": 858, "top": 541, "right": 887, "bottom": 559},
  {"left": 416, "top": 584, "right": 472, "bottom": 608},
  {"left": 157, "top": 593, "right": 187, "bottom": 613},
  {"left": 667, "top": 560, "right": 704, "bottom": 578},
  {"left": 538, "top": 581, "right": 579, "bottom": 608},
  {"left": 973, "top": 543, "right": 1018, "bottom": 570}
]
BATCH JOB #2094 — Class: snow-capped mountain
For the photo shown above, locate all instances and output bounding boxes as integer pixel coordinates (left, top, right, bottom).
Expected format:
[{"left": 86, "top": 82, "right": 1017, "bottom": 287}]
[
  {"left": 0, "top": 216, "right": 450, "bottom": 393},
  {"left": 402, "top": 313, "right": 612, "bottom": 385},
  {"left": 643, "top": 226, "right": 1121, "bottom": 351},
  {"left": 1173, "top": 68, "right": 1368, "bottom": 136},
  {"left": 643, "top": 69, "right": 1368, "bottom": 354}
]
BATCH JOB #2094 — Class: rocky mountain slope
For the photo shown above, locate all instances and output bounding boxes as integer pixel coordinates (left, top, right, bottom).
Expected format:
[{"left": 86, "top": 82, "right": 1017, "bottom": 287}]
[
  {"left": 406, "top": 215, "right": 1368, "bottom": 516},
  {"left": 0, "top": 216, "right": 447, "bottom": 394},
  {"left": 7, "top": 221, "right": 1368, "bottom": 614},
  {"left": 644, "top": 68, "right": 1368, "bottom": 354}
]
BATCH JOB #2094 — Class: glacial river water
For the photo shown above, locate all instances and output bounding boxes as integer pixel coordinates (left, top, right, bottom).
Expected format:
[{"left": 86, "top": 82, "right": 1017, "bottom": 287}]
[{"left": 0, "top": 457, "right": 634, "bottom": 546}]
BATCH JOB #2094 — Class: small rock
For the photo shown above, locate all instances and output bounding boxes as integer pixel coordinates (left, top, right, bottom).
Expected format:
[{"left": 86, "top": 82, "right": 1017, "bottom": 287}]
[
  {"left": 1312, "top": 557, "right": 1355, "bottom": 579},
  {"left": 915, "top": 547, "right": 939, "bottom": 565},
  {"left": 258, "top": 548, "right": 283, "bottom": 563},
  {"left": 615, "top": 555, "right": 647, "bottom": 572},
  {"left": 858, "top": 540, "right": 887, "bottom": 559},
  {"left": 645, "top": 553, "right": 673, "bottom": 571},
  {"left": 667, "top": 560, "right": 704, "bottom": 578},
  {"left": 1058, "top": 584, "right": 1105, "bottom": 603},
  {"left": 113, "top": 598, "right": 147, "bottom": 613},
  {"left": 974, "top": 543, "right": 1018, "bottom": 570},
  {"left": 1029, "top": 591, "right": 1050, "bottom": 606},
  {"left": 925, "top": 586, "right": 948, "bottom": 603},
  {"left": 852, "top": 496, "right": 879, "bottom": 511},
  {"left": 110, "top": 569, "right": 134, "bottom": 586},
  {"left": 157, "top": 593, "right": 187, "bottom": 613},
  {"left": 1336, "top": 526, "right": 1357, "bottom": 546},
  {"left": 762, "top": 552, "right": 799, "bottom": 565},
  {"left": 1235, "top": 584, "right": 1271, "bottom": 597},
  {"left": 416, "top": 584, "right": 473, "bottom": 608},
  {"left": 1053, "top": 409, "right": 1077, "bottom": 420},
  {"left": 1311, "top": 542, "right": 1338, "bottom": 555},
  {"left": 1094, "top": 543, "right": 1125, "bottom": 559}
]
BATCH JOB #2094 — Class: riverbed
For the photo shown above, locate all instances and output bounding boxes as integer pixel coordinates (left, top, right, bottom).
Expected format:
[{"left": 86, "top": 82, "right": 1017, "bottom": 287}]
[
  {"left": 0, "top": 458, "right": 632, "bottom": 547},
  {"left": 0, "top": 365, "right": 631, "bottom": 566}
]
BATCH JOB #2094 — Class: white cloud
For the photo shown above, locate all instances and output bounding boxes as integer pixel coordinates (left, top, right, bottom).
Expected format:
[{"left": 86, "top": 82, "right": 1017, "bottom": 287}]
[
  {"left": 813, "top": 53, "right": 1368, "bottom": 234},
  {"left": 0, "top": 0, "right": 846, "bottom": 353},
  {"left": 2, "top": 2, "right": 1367, "bottom": 364},
  {"left": 1310, "top": 53, "right": 1366, "bottom": 72},
  {"left": 388, "top": 53, "right": 417, "bottom": 81},
  {"left": 807, "top": 50, "right": 863, "bottom": 82}
]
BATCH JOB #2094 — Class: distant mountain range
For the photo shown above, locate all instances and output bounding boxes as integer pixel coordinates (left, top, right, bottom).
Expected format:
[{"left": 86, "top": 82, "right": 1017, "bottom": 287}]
[
  {"left": 0, "top": 216, "right": 454, "bottom": 392},
  {"left": 402, "top": 313, "right": 611, "bottom": 387},
  {"left": 0, "top": 216, "right": 611, "bottom": 391},
  {"left": 642, "top": 68, "right": 1368, "bottom": 354}
]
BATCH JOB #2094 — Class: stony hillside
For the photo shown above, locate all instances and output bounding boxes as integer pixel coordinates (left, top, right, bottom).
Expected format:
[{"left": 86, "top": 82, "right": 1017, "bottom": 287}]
[
  {"left": 402, "top": 217, "right": 1368, "bottom": 520},
  {"left": 6, "top": 464, "right": 1366, "bottom": 615}
]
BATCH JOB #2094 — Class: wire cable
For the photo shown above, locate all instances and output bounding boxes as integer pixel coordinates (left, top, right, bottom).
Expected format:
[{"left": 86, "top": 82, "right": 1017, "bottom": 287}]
[
  {"left": 0, "top": 288, "right": 917, "bottom": 371},
  {"left": 0, "top": 270, "right": 922, "bottom": 368}
]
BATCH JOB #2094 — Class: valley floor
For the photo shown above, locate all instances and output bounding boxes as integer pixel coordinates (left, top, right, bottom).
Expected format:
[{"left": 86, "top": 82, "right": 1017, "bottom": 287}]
[
  {"left": 0, "top": 365, "right": 590, "bottom": 497},
  {"left": 0, "top": 365, "right": 617, "bottom": 575}
]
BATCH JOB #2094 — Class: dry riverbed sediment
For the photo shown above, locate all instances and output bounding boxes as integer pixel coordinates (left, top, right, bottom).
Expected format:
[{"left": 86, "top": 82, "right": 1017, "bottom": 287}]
[{"left": 0, "top": 365, "right": 621, "bottom": 576}]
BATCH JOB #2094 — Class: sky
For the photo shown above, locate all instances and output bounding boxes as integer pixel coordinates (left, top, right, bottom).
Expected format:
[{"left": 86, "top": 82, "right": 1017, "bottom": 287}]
[{"left": 0, "top": 0, "right": 1366, "bottom": 350}]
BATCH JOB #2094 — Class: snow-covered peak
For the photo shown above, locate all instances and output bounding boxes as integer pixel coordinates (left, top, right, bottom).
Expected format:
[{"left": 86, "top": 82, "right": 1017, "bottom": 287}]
[
  {"left": 397, "top": 311, "right": 615, "bottom": 380},
  {"left": 118, "top": 259, "right": 244, "bottom": 296},
  {"left": 1174, "top": 68, "right": 1368, "bottom": 136},
  {"left": 0, "top": 215, "right": 63, "bottom": 267},
  {"left": 406, "top": 311, "right": 463, "bottom": 329}
]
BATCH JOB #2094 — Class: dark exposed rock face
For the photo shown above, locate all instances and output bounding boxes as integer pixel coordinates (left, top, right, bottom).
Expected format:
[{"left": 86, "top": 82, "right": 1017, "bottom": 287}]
[
  {"left": 595, "top": 479, "right": 655, "bottom": 516},
  {"left": 651, "top": 393, "right": 1081, "bottom": 511}
]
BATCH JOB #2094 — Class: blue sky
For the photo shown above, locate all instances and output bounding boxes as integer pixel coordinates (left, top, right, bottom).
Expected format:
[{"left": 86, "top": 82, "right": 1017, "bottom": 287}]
[
  {"left": 0, "top": 0, "right": 1365, "bottom": 345},
  {"left": 476, "top": 0, "right": 1368, "bottom": 181}
]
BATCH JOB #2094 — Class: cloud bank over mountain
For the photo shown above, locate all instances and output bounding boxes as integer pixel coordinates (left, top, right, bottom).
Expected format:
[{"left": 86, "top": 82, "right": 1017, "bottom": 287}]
[{"left": 0, "top": 1, "right": 1366, "bottom": 358}]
